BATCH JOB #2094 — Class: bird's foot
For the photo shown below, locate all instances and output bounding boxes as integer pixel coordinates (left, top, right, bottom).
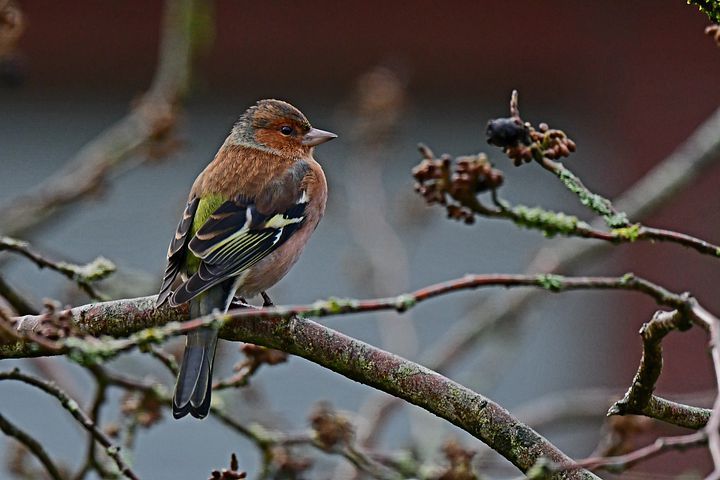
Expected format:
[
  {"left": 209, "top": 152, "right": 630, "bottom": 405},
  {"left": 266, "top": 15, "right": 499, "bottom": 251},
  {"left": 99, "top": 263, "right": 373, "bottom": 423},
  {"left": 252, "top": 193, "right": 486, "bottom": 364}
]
[
  {"left": 230, "top": 297, "right": 255, "bottom": 309},
  {"left": 261, "top": 291, "right": 274, "bottom": 308}
]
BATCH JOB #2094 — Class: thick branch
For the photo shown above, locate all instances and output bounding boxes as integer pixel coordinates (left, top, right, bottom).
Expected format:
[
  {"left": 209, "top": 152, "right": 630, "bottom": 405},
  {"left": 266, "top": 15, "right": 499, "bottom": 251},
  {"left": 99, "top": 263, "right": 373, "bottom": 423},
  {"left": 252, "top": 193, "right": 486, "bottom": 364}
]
[
  {"left": 0, "top": 286, "right": 613, "bottom": 477},
  {"left": 0, "top": 272, "right": 710, "bottom": 476},
  {"left": 0, "top": 272, "right": 692, "bottom": 360},
  {"left": 222, "top": 314, "right": 597, "bottom": 477},
  {"left": 642, "top": 395, "right": 711, "bottom": 430},
  {"left": 360, "top": 102, "right": 720, "bottom": 447}
]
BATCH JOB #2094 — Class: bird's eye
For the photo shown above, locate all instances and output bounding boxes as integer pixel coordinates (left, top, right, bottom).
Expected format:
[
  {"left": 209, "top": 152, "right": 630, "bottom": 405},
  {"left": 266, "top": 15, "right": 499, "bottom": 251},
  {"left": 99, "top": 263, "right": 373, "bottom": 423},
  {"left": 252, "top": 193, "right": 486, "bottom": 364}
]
[{"left": 280, "top": 125, "right": 293, "bottom": 135}]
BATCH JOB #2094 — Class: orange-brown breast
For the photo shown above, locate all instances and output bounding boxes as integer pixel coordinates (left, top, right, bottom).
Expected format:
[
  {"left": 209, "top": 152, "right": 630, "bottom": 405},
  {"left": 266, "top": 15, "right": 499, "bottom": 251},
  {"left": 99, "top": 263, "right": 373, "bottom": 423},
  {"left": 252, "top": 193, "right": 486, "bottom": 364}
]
[
  {"left": 190, "top": 143, "right": 296, "bottom": 200},
  {"left": 240, "top": 158, "right": 327, "bottom": 296}
]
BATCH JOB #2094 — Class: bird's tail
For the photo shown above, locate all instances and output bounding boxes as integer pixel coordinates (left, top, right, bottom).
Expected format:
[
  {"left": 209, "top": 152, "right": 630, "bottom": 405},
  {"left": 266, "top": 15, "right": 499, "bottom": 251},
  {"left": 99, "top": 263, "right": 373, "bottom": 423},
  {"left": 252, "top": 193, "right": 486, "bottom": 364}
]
[{"left": 172, "top": 286, "right": 229, "bottom": 419}]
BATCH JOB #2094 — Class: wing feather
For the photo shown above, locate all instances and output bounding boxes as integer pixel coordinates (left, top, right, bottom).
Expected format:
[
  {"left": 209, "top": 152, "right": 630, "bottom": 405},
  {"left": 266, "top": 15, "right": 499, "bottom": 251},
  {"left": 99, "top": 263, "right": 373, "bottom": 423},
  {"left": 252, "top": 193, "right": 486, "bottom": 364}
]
[
  {"left": 157, "top": 197, "right": 200, "bottom": 306},
  {"left": 169, "top": 194, "right": 308, "bottom": 306}
]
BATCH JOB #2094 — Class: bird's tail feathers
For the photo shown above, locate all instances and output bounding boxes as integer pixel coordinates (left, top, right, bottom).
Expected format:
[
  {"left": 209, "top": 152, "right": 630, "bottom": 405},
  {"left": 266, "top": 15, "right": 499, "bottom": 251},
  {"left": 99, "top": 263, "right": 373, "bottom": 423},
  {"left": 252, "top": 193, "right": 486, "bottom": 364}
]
[
  {"left": 172, "top": 285, "right": 230, "bottom": 419},
  {"left": 172, "top": 327, "right": 218, "bottom": 419}
]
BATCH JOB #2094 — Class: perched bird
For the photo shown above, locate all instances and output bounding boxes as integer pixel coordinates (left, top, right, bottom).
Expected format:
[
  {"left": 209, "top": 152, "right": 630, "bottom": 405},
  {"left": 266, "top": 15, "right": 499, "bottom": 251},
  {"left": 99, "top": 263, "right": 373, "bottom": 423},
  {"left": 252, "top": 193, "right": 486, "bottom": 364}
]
[{"left": 157, "top": 99, "right": 336, "bottom": 419}]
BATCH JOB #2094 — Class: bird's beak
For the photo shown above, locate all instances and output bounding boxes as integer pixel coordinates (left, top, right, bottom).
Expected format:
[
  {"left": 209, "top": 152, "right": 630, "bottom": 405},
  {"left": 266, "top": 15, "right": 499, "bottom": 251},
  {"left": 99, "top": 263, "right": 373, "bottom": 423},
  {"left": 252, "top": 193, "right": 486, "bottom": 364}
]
[{"left": 302, "top": 128, "right": 337, "bottom": 146}]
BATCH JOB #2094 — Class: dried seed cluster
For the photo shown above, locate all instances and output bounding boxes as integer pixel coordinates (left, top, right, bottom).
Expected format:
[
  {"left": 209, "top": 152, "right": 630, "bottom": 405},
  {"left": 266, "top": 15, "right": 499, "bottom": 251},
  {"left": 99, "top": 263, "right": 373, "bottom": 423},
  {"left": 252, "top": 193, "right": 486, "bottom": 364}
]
[
  {"left": 413, "top": 144, "right": 504, "bottom": 224},
  {"left": 209, "top": 453, "right": 246, "bottom": 480},
  {"left": 486, "top": 91, "right": 576, "bottom": 166},
  {"left": 120, "top": 389, "right": 164, "bottom": 429},
  {"left": 309, "top": 402, "right": 354, "bottom": 451},
  {"left": 32, "top": 300, "right": 78, "bottom": 341},
  {"left": 437, "top": 439, "right": 478, "bottom": 480},
  {"left": 268, "top": 446, "right": 312, "bottom": 477},
  {"left": 241, "top": 343, "right": 288, "bottom": 367}
]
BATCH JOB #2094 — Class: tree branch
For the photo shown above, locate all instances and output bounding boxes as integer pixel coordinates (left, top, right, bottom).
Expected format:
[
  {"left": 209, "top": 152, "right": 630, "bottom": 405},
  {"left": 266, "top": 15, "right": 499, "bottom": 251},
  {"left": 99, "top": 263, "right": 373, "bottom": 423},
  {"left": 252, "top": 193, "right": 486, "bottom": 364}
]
[
  {"left": 0, "top": 273, "right": 37, "bottom": 315},
  {"left": 0, "top": 272, "right": 714, "bottom": 476},
  {"left": 0, "top": 368, "right": 139, "bottom": 480},
  {"left": 362, "top": 95, "right": 720, "bottom": 450},
  {"left": 6, "top": 272, "right": 675, "bottom": 477},
  {"left": 609, "top": 309, "right": 691, "bottom": 417},
  {"left": 0, "top": 0, "right": 199, "bottom": 238},
  {"left": 566, "top": 431, "right": 707, "bottom": 474},
  {"left": 0, "top": 272, "right": 694, "bottom": 360},
  {"left": 0, "top": 412, "right": 65, "bottom": 480},
  {"left": 0, "top": 236, "right": 115, "bottom": 300}
]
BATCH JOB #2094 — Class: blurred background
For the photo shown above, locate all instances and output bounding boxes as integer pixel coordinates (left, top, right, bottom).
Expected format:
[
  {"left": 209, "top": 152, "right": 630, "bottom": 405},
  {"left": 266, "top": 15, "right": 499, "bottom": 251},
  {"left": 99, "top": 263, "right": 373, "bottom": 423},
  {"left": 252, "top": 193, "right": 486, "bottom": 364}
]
[{"left": 1, "top": 1, "right": 720, "bottom": 478}]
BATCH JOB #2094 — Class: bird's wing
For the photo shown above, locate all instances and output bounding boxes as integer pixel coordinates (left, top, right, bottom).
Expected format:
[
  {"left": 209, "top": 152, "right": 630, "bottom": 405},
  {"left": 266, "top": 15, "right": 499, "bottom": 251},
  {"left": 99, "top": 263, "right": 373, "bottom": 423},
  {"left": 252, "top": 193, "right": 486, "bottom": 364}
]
[
  {"left": 169, "top": 171, "right": 310, "bottom": 306},
  {"left": 157, "top": 197, "right": 200, "bottom": 306}
]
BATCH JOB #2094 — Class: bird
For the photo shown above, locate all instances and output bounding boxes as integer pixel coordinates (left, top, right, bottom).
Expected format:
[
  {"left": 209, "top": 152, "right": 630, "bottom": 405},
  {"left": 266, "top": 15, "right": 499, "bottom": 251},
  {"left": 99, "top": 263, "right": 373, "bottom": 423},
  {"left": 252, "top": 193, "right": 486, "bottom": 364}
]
[{"left": 156, "top": 99, "right": 336, "bottom": 419}]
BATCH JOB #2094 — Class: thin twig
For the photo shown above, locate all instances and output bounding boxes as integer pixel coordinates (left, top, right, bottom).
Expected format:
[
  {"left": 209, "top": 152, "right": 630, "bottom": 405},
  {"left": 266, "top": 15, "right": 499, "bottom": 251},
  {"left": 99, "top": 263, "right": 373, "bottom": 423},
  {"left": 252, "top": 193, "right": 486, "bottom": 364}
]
[
  {"left": 73, "top": 366, "right": 112, "bottom": 480},
  {"left": 0, "top": 368, "right": 140, "bottom": 480},
  {"left": 535, "top": 155, "right": 628, "bottom": 228},
  {"left": 0, "top": 0, "right": 198, "bottom": 238},
  {"left": 148, "top": 345, "right": 179, "bottom": 375},
  {"left": 416, "top": 145, "right": 720, "bottom": 260},
  {"left": 0, "top": 412, "right": 65, "bottom": 480},
  {"left": 697, "top": 301, "right": 720, "bottom": 478},
  {"left": 1, "top": 272, "right": 694, "bottom": 360},
  {"left": 568, "top": 431, "right": 707, "bottom": 473},
  {"left": 534, "top": 158, "right": 720, "bottom": 258},
  {"left": 118, "top": 354, "right": 403, "bottom": 480},
  {"left": 608, "top": 309, "right": 690, "bottom": 417},
  {"left": 361, "top": 100, "right": 720, "bottom": 448},
  {"left": 0, "top": 236, "right": 115, "bottom": 300},
  {"left": 0, "top": 272, "right": 37, "bottom": 314}
]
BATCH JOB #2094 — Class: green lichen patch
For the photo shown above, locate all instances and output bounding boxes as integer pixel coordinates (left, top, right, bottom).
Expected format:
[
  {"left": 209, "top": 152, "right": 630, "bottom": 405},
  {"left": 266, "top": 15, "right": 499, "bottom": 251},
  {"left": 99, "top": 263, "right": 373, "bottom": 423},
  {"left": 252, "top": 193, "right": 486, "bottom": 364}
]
[
  {"left": 511, "top": 205, "right": 580, "bottom": 237},
  {"left": 394, "top": 294, "right": 416, "bottom": 312},
  {"left": 612, "top": 224, "right": 641, "bottom": 242},
  {"left": 556, "top": 168, "right": 628, "bottom": 228},
  {"left": 64, "top": 256, "right": 117, "bottom": 282},
  {"left": 537, "top": 274, "right": 564, "bottom": 292},
  {"left": 64, "top": 337, "right": 120, "bottom": 366},
  {"left": 310, "top": 297, "right": 359, "bottom": 316}
]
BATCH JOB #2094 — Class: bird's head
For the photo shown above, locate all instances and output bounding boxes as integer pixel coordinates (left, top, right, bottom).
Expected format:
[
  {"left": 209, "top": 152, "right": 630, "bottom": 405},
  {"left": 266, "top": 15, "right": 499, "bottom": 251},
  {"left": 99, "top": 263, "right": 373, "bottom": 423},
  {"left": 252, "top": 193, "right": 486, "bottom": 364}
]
[{"left": 232, "top": 99, "right": 337, "bottom": 158}]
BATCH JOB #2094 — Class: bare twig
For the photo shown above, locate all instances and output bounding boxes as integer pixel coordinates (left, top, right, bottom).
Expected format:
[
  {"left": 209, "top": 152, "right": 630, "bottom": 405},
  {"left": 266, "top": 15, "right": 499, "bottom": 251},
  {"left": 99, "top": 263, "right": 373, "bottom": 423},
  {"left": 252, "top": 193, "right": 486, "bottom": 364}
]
[
  {"left": 570, "top": 431, "right": 707, "bottom": 473},
  {"left": 0, "top": 272, "right": 714, "bottom": 477},
  {"left": 1, "top": 272, "right": 695, "bottom": 360},
  {"left": 0, "top": 236, "right": 115, "bottom": 300},
  {"left": 416, "top": 140, "right": 720, "bottom": 260},
  {"left": 0, "top": 273, "right": 37, "bottom": 315},
  {"left": 0, "top": 368, "right": 139, "bottom": 480},
  {"left": 361, "top": 96, "right": 720, "bottom": 449},
  {"left": 604, "top": 299, "right": 720, "bottom": 478},
  {"left": 609, "top": 309, "right": 691, "bottom": 417},
  {"left": 148, "top": 345, "right": 179, "bottom": 374},
  {"left": 0, "top": 413, "right": 65, "bottom": 480},
  {"left": 103, "top": 357, "right": 405, "bottom": 480},
  {"left": 695, "top": 301, "right": 720, "bottom": 479},
  {"left": 0, "top": 0, "right": 199, "bottom": 238},
  {"left": 512, "top": 388, "right": 711, "bottom": 431},
  {"left": 640, "top": 395, "right": 711, "bottom": 430},
  {"left": 213, "top": 345, "right": 287, "bottom": 390},
  {"left": 73, "top": 366, "right": 112, "bottom": 480}
]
